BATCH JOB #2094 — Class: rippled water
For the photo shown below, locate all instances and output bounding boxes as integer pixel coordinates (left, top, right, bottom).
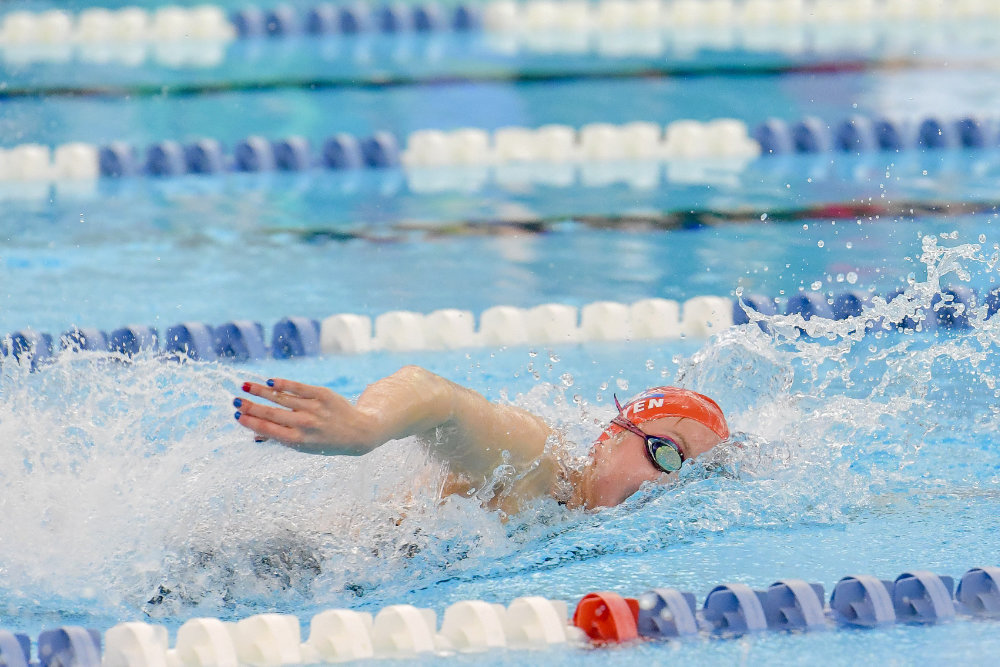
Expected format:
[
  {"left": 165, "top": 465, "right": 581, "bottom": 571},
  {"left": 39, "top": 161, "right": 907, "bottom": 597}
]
[{"left": 1, "top": 238, "right": 998, "bottom": 664}]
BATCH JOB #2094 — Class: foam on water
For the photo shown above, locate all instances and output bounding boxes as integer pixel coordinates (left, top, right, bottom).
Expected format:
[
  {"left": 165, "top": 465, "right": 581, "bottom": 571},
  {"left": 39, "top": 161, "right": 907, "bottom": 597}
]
[
  {"left": 0, "top": 353, "right": 483, "bottom": 624},
  {"left": 2, "top": 238, "right": 1000, "bottom": 633}
]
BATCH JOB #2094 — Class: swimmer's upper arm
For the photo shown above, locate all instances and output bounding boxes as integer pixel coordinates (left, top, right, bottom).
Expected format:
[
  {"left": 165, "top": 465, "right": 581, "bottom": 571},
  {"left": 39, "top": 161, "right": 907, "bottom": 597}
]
[
  {"left": 433, "top": 381, "right": 553, "bottom": 478},
  {"left": 356, "top": 366, "right": 553, "bottom": 486}
]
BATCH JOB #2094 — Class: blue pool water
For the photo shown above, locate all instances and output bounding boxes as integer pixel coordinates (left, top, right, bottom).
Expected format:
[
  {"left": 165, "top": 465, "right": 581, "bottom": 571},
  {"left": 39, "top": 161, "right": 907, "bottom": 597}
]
[
  {"left": 3, "top": 2, "right": 1000, "bottom": 664},
  {"left": 7, "top": 69, "right": 1000, "bottom": 146}
]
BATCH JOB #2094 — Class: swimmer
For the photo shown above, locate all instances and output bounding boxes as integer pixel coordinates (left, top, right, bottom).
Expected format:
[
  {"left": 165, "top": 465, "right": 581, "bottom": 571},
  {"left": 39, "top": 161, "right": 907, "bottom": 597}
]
[{"left": 234, "top": 366, "right": 728, "bottom": 513}]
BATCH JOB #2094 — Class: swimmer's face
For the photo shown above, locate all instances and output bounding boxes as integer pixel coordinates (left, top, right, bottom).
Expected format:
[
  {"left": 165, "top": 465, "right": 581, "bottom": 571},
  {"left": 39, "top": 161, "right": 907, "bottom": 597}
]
[{"left": 580, "top": 416, "right": 723, "bottom": 509}]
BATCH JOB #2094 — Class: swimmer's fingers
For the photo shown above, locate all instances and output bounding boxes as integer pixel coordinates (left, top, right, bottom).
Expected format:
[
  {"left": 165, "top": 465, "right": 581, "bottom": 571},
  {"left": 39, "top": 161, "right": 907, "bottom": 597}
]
[
  {"left": 236, "top": 412, "right": 301, "bottom": 443},
  {"left": 237, "top": 379, "right": 376, "bottom": 455},
  {"left": 237, "top": 398, "right": 317, "bottom": 430},
  {"left": 268, "top": 378, "right": 330, "bottom": 400},
  {"left": 241, "top": 380, "right": 313, "bottom": 410}
]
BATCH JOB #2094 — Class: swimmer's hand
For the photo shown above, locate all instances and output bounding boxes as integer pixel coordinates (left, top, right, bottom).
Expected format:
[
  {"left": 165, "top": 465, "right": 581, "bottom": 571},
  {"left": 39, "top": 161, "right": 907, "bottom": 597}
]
[
  {"left": 236, "top": 378, "right": 389, "bottom": 455},
  {"left": 234, "top": 367, "right": 456, "bottom": 456},
  {"left": 233, "top": 366, "right": 555, "bottom": 512}
]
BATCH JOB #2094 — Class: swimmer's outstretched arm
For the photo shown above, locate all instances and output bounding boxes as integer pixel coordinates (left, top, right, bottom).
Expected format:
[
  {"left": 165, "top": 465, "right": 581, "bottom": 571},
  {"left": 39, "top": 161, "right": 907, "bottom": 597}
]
[{"left": 235, "top": 366, "right": 553, "bottom": 478}]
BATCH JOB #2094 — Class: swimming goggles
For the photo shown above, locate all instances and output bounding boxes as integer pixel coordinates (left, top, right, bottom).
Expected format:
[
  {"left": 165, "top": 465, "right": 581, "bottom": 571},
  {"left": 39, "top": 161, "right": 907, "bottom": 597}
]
[{"left": 611, "top": 395, "right": 686, "bottom": 473}]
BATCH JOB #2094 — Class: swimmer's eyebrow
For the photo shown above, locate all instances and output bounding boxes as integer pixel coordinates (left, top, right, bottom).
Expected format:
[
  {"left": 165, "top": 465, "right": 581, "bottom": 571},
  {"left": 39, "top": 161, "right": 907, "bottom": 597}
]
[{"left": 668, "top": 419, "right": 695, "bottom": 456}]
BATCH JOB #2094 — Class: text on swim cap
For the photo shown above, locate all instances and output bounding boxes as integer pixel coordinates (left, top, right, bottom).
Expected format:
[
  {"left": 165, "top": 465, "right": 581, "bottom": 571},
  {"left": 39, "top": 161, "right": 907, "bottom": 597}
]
[{"left": 625, "top": 398, "right": 665, "bottom": 417}]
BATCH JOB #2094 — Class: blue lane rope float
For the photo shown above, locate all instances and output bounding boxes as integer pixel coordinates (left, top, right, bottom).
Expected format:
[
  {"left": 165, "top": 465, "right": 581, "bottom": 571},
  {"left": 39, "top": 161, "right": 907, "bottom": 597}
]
[
  {"left": 5, "top": 112, "right": 1000, "bottom": 185},
  {"left": 0, "top": 285, "right": 992, "bottom": 368},
  {"left": 3, "top": 567, "right": 999, "bottom": 665},
  {"left": 0, "top": 631, "right": 30, "bottom": 667},
  {"left": 37, "top": 628, "right": 103, "bottom": 667},
  {"left": 230, "top": 2, "right": 484, "bottom": 37},
  {"left": 752, "top": 114, "right": 1000, "bottom": 155}
]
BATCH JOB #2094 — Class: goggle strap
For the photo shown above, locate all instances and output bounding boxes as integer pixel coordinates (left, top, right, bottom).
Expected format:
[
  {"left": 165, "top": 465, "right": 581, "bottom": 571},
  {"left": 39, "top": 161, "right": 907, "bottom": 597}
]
[
  {"left": 612, "top": 394, "right": 653, "bottom": 440},
  {"left": 610, "top": 415, "right": 648, "bottom": 440},
  {"left": 613, "top": 393, "right": 685, "bottom": 473}
]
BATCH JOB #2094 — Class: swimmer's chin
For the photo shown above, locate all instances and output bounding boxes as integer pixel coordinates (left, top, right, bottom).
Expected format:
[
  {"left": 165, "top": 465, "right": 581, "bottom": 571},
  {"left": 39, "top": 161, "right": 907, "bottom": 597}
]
[{"left": 567, "top": 464, "right": 679, "bottom": 511}]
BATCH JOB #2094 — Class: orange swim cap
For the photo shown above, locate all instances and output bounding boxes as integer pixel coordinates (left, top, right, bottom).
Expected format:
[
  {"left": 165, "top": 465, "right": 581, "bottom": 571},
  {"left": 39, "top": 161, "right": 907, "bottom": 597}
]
[{"left": 596, "top": 386, "right": 729, "bottom": 442}]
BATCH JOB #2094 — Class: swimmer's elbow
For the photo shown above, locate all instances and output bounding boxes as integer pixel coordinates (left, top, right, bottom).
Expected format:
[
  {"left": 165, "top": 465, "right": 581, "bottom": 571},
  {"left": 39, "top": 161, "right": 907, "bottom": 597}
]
[{"left": 397, "top": 365, "right": 458, "bottom": 419}]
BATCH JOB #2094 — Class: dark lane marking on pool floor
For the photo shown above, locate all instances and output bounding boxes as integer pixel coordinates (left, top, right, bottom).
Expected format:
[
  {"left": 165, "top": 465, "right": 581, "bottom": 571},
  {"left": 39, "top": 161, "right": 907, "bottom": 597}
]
[
  {"left": 283, "top": 199, "right": 1000, "bottom": 244},
  {"left": 0, "top": 58, "right": 921, "bottom": 100}
]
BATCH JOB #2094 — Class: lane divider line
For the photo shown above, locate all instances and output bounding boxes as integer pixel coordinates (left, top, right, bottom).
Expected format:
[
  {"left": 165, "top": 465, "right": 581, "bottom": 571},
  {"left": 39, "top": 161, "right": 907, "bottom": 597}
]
[
  {"left": 8, "top": 1, "right": 1000, "bottom": 49},
  {"left": 8, "top": 10, "right": 998, "bottom": 68},
  {"left": 1, "top": 285, "right": 989, "bottom": 369},
  {"left": 4, "top": 567, "right": 998, "bottom": 665},
  {"left": 5, "top": 111, "right": 1000, "bottom": 185}
]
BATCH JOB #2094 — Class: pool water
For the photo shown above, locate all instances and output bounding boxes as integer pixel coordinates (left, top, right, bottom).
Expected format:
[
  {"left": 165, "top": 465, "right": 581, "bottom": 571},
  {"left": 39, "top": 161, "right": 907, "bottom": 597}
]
[
  {"left": 2, "top": 2, "right": 1000, "bottom": 664},
  {"left": 4, "top": 249, "right": 1000, "bottom": 665}
]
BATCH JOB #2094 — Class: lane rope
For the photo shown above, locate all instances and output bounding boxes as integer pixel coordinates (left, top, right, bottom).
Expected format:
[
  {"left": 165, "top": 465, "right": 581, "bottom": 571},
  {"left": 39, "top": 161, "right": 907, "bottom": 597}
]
[
  {"left": 7, "top": 6, "right": 997, "bottom": 67},
  {"left": 1, "top": 285, "right": 989, "bottom": 368},
  {"left": 3, "top": 111, "right": 1000, "bottom": 184},
  {"left": 2, "top": 566, "right": 997, "bottom": 665},
  {"left": 5, "top": 1, "right": 1000, "bottom": 49}
]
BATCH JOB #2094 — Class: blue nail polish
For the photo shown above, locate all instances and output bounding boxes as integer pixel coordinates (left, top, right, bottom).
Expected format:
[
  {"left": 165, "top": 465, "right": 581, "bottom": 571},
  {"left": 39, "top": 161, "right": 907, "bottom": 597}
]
[
  {"left": 233, "top": 398, "right": 242, "bottom": 408},
  {"left": 266, "top": 379, "right": 275, "bottom": 387},
  {"left": 234, "top": 411, "right": 242, "bottom": 420}
]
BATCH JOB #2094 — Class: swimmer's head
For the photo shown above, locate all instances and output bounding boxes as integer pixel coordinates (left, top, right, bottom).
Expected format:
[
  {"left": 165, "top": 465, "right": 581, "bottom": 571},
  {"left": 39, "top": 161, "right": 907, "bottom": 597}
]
[{"left": 578, "top": 387, "right": 729, "bottom": 509}]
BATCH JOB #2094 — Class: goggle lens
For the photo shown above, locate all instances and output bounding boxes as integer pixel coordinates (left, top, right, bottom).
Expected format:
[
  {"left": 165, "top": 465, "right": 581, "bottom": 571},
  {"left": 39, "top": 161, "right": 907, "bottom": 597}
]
[
  {"left": 649, "top": 438, "right": 683, "bottom": 472},
  {"left": 610, "top": 395, "right": 686, "bottom": 474}
]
